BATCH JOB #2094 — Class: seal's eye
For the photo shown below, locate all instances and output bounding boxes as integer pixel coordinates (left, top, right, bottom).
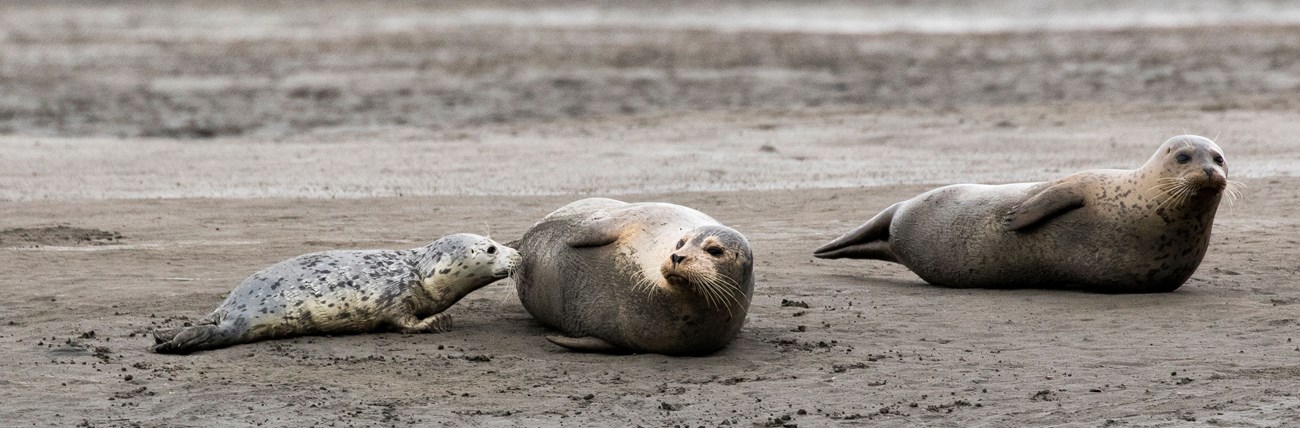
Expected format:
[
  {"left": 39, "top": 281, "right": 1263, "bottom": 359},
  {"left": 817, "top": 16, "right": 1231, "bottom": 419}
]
[
  {"left": 705, "top": 247, "right": 724, "bottom": 257},
  {"left": 676, "top": 239, "right": 685, "bottom": 249},
  {"left": 1175, "top": 154, "right": 1191, "bottom": 164},
  {"left": 1214, "top": 156, "right": 1225, "bottom": 165},
  {"left": 486, "top": 246, "right": 496, "bottom": 254}
]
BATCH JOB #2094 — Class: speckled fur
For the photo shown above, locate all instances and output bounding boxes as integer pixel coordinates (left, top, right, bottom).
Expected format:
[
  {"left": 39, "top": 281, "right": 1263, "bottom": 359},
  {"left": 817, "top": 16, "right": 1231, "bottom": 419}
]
[
  {"left": 152, "top": 234, "right": 519, "bottom": 354},
  {"left": 514, "top": 198, "right": 755, "bottom": 355},
  {"left": 815, "top": 136, "right": 1229, "bottom": 293}
]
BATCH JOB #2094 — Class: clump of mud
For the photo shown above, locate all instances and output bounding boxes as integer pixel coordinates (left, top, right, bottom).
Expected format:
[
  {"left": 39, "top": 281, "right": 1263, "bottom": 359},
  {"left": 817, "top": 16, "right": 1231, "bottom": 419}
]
[{"left": 0, "top": 226, "right": 123, "bottom": 247}]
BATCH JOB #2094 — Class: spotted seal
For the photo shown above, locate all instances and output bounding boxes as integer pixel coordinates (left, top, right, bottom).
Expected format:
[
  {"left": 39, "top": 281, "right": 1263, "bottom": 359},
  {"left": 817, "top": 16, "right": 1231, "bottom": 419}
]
[
  {"left": 814, "top": 135, "right": 1239, "bottom": 293},
  {"left": 152, "top": 234, "right": 519, "bottom": 353},
  {"left": 513, "top": 198, "right": 755, "bottom": 355}
]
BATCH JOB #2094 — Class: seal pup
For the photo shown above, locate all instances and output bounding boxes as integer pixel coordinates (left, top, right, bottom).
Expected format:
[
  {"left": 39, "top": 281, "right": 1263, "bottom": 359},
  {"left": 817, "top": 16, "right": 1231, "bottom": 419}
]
[
  {"left": 513, "top": 198, "right": 754, "bottom": 355},
  {"left": 815, "top": 135, "right": 1239, "bottom": 293},
  {"left": 152, "top": 234, "right": 519, "bottom": 354}
]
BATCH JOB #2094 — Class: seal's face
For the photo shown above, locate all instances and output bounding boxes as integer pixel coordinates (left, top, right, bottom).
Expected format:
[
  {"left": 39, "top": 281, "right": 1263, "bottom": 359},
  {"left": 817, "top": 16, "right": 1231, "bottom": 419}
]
[
  {"left": 1155, "top": 135, "right": 1229, "bottom": 194},
  {"left": 1142, "top": 135, "right": 1238, "bottom": 213},
  {"left": 658, "top": 225, "right": 753, "bottom": 311},
  {"left": 427, "top": 234, "right": 521, "bottom": 282}
]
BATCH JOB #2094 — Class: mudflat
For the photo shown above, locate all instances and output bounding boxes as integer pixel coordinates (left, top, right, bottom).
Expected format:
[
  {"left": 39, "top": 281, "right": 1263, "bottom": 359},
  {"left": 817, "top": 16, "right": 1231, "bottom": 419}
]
[{"left": 2, "top": 1, "right": 1299, "bottom": 426}]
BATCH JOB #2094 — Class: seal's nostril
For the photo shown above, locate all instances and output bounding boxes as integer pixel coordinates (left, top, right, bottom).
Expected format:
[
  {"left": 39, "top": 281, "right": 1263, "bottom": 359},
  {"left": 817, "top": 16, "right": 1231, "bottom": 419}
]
[
  {"left": 1204, "top": 167, "right": 1214, "bottom": 178},
  {"left": 670, "top": 254, "right": 685, "bottom": 265}
]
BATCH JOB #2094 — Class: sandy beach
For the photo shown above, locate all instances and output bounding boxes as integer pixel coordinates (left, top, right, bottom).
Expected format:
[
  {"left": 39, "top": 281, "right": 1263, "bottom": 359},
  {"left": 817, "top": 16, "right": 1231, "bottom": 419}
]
[{"left": 2, "top": 1, "right": 1299, "bottom": 426}]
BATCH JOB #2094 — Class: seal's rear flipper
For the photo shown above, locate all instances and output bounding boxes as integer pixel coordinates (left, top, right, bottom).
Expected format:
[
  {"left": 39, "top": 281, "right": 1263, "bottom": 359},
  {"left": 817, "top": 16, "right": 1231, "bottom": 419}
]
[
  {"left": 1002, "top": 183, "right": 1085, "bottom": 231},
  {"left": 814, "top": 241, "right": 896, "bottom": 262},
  {"left": 546, "top": 335, "right": 628, "bottom": 354},
  {"left": 151, "top": 325, "right": 240, "bottom": 355},
  {"left": 813, "top": 203, "right": 900, "bottom": 262}
]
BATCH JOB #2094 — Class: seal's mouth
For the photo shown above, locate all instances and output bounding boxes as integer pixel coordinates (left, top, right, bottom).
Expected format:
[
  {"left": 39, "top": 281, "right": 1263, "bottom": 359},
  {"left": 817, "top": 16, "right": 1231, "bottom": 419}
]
[
  {"left": 1190, "top": 168, "right": 1229, "bottom": 190},
  {"left": 1191, "top": 177, "right": 1227, "bottom": 195},
  {"left": 491, "top": 265, "right": 517, "bottom": 279},
  {"left": 1153, "top": 173, "right": 1230, "bottom": 211},
  {"left": 492, "top": 253, "right": 522, "bottom": 278},
  {"left": 660, "top": 269, "right": 748, "bottom": 317},
  {"left": 495, "top": 262, "right": 521, "bottom": 278}
]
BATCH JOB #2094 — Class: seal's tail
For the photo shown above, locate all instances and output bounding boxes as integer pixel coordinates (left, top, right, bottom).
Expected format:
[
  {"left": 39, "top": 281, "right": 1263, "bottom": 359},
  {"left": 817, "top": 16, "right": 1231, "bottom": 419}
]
[
  {"left": 813, "top": 203, "right": 900, "bottom": 262},
  {"left": 150, "top": 325, "right": 241, "bottom": 354}
]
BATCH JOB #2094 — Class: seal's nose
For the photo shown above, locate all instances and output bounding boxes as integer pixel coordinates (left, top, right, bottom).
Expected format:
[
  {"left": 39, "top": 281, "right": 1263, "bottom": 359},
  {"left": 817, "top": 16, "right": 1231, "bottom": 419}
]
[
  {"left": 1204, "top": 167, "right": 1215, "bottom": 178},
  {"left": 670, "top": 254, "right": 686, "bottom": 265}
]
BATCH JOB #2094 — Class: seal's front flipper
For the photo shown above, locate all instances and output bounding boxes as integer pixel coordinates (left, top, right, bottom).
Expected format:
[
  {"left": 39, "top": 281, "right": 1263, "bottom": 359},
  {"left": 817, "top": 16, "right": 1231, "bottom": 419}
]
[
  {"left": 151, "top": 325, "right": 241, "bottom": 355},
  {"left": 546, "top": 335, "right": 628, "bottom": 354},
  {"left": 153, "top": 313, "right": 222, "bottom": 344},
  {"left": 565, "top": 218, "right": 625, "bottom": 248},
  {"left": 1002, "top": 183, "right": 1085, "bottom": 232},
  {"left": 152, "top": 327, "right": 184, "bottom": 344},
  {"left": 813, "top": 203, "right": 900, "bottom": 262},
  {"left": 397, "top": 313, "right": 453, "bottom": 334}
]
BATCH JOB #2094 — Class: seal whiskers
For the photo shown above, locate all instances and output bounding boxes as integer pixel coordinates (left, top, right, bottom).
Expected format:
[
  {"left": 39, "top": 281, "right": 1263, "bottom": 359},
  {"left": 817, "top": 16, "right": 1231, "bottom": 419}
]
[
  {"left": 1154, "top": 180, "right": 1193, "bottom": 211},
  {"left": 699, "top": 270, "right": 747, "bottom": 317},
  {"left": 689, "top": 270, "right": 734, "bottom": 317},
  {"left": 633, "top": 272, "right": 663, "bottom": 299},
  {"left": 1224, "top": 180, "right": 1246, "bottom": 206}
]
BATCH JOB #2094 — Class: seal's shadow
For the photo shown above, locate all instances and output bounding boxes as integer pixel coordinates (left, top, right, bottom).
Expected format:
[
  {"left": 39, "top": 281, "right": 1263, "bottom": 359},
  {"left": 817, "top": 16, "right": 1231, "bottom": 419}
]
[{"left": 821, "top": 272, "right": 1194, "bottom": 295}]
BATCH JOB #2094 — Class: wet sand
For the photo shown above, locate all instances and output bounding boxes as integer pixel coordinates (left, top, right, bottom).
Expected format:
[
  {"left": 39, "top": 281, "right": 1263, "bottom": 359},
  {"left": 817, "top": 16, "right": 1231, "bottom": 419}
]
[
  {"left": 3, "top": 176, "right": 1299, "bottom": 426},
  {"left": 3, "top": 1, "right": 1300, "bottom": 426}
]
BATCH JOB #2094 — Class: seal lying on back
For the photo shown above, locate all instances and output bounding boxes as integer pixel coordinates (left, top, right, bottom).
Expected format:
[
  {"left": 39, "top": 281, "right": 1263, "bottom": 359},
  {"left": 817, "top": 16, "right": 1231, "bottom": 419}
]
[
  {"left": 513, "top": 198, "right": 754, "bottom": 355},
  {"left": 152, "top": 234, "right": 519, "bottom": 354},
  {"left": 815, "top": 135, "right": 1238, "bottom": 293}
]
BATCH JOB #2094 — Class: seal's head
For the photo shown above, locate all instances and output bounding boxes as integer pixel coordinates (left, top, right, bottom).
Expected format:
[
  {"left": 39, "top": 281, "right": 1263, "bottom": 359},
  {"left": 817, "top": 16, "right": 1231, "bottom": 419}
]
[
  {"left": 1148, "top": 135, "right": 1229, "bottom": 194},
  {"left": 420, "top": 233, "right": 521, "bottom": 284},
  {"left": 1139, "top": 134, "right": 1242, "bottom": 214},
  {"left": 658, "top": 225, "right": 753, "bottom": 311}
]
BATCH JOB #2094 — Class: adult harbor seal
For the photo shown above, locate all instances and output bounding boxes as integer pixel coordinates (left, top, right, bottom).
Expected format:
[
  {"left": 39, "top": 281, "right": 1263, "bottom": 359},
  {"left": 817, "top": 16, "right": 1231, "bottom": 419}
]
[
  {"left": 814, "top": 135, "right": 1238, "bottom": 293},
  {"left": 152, "top": 234, "right": 519, "bottom": 354},
  {"left": 513, "top": 198, "right": 754, "bottom": 355}
]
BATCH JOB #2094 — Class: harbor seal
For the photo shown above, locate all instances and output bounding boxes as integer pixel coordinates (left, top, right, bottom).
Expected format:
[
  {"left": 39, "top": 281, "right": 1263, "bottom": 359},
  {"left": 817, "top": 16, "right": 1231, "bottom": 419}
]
[
  {"left": 152, "top": 234, "right": 519, "bottom": 354},
  {"left": 513, "top": 198, "right": 755, "bottom": 355},
  {"left": 814, "top": 135, "right": 1237, "bottom": 293}
]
